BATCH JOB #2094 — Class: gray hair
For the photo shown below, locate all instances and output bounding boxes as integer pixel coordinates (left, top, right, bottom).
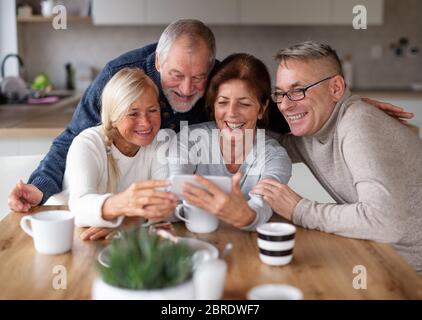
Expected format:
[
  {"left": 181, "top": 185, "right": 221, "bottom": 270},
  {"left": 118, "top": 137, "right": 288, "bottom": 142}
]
[
  {"left": 275, "top": 41, "right": 343, "bottom": 76},
  {"left": 156, "top": 19, "right": 216, "bottom": 70}
]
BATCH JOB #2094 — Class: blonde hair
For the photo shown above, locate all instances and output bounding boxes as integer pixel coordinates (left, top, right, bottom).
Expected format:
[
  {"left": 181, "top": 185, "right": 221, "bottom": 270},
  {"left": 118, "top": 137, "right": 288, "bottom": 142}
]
[{"left": 100, "top": 68, "right": 159, "bottom": 193}]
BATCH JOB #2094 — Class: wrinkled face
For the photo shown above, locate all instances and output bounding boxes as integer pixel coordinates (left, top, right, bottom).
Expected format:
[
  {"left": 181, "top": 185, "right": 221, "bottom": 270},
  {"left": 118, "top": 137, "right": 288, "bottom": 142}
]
[
  {"left": 114, "top": 86, "right": 161, "bottom": 156},
  {"left": 275, "top": 60, "right": 338, "bottom": 137},
  {"left": 214, "top": 79, "right": 265, "bottom": 141},
  {"left": 156, "top": 37, "right": 210, "bottom": 113}
]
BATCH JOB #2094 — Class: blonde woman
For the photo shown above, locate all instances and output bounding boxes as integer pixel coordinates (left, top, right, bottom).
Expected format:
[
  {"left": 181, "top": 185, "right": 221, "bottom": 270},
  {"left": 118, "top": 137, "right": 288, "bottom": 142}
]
[{"left": 48, "top": 68, "right": 177, "bottom": 239}]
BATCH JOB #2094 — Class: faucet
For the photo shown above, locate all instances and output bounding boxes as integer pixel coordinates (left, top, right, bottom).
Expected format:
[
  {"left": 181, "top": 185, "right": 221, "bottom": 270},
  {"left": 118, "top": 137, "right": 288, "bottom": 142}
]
[{"left": 1, "top": 53, "right": 25, "bottom": 79}]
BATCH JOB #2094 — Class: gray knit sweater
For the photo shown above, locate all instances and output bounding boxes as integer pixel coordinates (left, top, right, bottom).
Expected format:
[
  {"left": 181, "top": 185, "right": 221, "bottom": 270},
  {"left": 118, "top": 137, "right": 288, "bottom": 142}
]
[
  {"left": 168, "top": 121, "right": 292, "bottom": 231},
  {"left": 281, "top": 91, "right": 422, "bottom": 274}
]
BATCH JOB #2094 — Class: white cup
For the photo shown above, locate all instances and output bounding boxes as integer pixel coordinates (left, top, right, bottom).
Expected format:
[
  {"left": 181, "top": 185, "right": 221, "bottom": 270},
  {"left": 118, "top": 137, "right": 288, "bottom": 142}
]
[
  {"left": 247, "top": 284, "right": 303, "bottom": 300},
  {"left": 20, "top": 210, "right": 75, "bottom": 255},
  {"left": 175, "top": 201, "right": 219, "bottom": 233},
  {"left": 194, "top": 258, "right": 227, "bottom": 300},
  {"left": 256, "top": 223, "right": 296, "bottom": 266}
]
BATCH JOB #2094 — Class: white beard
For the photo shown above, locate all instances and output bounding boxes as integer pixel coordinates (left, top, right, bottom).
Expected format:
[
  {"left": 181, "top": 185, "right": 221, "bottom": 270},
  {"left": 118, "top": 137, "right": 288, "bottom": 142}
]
[{"left": 162, "top": 87, "right": 203, "bottom": 113}]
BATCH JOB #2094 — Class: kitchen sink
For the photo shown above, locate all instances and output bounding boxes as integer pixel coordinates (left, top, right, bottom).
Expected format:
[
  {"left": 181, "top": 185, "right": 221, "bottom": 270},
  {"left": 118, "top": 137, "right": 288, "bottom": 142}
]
[{"left": 0, "top": 91, "right": 76, "bottom": 107}]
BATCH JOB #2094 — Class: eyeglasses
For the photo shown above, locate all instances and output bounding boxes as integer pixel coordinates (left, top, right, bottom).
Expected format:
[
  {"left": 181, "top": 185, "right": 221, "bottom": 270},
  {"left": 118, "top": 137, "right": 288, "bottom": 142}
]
[{"left": 271, "top": 75, "right": 336, "bottom": 103}]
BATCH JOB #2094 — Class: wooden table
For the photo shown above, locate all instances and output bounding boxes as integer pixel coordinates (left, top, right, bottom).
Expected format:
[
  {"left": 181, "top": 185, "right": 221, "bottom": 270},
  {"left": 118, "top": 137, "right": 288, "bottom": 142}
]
[{"left": 1, "top": 206, "right": 422, "bottom": 300}]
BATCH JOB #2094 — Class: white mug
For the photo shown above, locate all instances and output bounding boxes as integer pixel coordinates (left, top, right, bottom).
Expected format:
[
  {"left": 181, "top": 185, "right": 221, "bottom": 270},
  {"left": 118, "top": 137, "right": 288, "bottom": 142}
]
[
  {"left": 194, "top": 258, "right": 227, "bottom": 300},
  {"left": 20, "top": 210, "right": 75, "bottom": 255},
  {"left": 175, "top": 201, "right": 219, "bottom": 233}
]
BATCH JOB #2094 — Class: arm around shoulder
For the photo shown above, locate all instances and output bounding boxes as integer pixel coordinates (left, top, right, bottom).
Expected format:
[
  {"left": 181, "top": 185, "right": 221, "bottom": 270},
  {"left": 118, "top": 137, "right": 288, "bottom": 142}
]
[{"left": 28, "top": 65, "right": 114, "bottom": 203}]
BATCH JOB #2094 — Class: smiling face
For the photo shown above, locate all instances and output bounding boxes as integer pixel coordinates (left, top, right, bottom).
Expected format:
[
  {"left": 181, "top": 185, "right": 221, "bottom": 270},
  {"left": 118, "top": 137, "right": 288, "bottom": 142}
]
[
  {"left": 114, "top": 85, "right": 161, "bottom": 156},
  {"left": 156, "top": 36, "right": 210, "bottom": 113},
  {"left": 275, "top": 59, "right": 344, "bottom": 137},
  {"left": 214, "top": 79, "right": 265, "bottom": 140}
]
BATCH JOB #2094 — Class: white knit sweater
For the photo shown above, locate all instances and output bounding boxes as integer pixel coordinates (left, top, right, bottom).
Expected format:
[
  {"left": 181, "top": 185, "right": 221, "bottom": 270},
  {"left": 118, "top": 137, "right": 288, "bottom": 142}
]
[{"left": 47, "top": 126, "right": 169, "bottom": 228}]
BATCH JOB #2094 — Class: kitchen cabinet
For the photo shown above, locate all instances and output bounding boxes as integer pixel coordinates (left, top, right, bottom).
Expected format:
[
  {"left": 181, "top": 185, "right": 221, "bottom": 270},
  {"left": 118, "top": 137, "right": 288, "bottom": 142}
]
[
  {"left": 92, "top": 0, "right": 146, "bottom": 25},
  {"left": 331, "top": 0, "right": 383, "bottom": 25},
  {"left": 240, "top": 0, "right": 332, "bottom": 25},
  {"left": 145, "top": 0, "right": 238, "bottom": 25},
  {"left": 93, "top": 0, "right": 237, "bottom": 25},
  {"left": 239, "top": 0, "right": 383, "bottom": 25},
  {"left": 92, "top": 0, "right": 383, "bottom": 26}
]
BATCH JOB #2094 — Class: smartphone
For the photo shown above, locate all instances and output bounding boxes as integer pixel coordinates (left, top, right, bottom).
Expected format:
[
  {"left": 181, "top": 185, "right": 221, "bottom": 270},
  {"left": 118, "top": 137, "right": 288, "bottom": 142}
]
[{"left": 170, "top": 174, "right": 232, "bottom": 200}]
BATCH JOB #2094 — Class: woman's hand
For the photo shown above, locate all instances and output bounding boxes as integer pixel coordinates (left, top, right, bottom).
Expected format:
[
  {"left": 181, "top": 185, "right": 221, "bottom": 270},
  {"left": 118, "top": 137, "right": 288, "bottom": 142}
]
[
  {"left": 182, "top": 173, "right": 256, "bottom": 228},
  {"left": 251, "top": 179, "right": 302, "bottom": 221},
  {"left": 362, "top": 97, "right": 414, "bottom": 124},
  {"left": 8, "top": 180, "right": 43, "bottom": 213},
  {"left": 102, "top": 180, "right": 178, "bottom": 221},
  {"left": 80, "top": 227, "right": 117, "bottom": 241}
]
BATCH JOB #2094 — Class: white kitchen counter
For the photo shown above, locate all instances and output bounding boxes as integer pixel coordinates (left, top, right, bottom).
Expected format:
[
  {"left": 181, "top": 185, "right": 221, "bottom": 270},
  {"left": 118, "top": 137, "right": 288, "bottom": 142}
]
[
  {"left": 0, "top": 92, "right": 82, "bottom": 137},
  {"left": 0, "top": 92, "right": 82, "bottom": 156}
]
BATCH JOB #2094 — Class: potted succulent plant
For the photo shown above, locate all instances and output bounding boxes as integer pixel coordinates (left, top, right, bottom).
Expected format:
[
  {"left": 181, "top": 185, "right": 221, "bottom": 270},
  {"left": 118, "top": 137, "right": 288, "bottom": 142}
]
[{"left": 91, "top": 228, "right": 195, "bottom": 300}]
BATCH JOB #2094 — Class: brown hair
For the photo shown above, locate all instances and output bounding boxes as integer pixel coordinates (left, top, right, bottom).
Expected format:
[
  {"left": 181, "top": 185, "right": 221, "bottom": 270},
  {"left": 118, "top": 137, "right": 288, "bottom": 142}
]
[{"left": 206, "top": 53, "right": 271, "bottom": 127}]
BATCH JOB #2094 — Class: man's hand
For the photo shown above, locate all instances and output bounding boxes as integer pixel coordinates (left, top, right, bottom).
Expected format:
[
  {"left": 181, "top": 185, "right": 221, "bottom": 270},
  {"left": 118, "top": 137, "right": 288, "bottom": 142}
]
[
  {"left": 362, "top": 97, "right": 414, "bottom": 124},
  {"left": 8, "top": 180, "right": 43, "bottom": 213},
  {"left": 251, "top": 179, "right": 302, "bottom": 221}
]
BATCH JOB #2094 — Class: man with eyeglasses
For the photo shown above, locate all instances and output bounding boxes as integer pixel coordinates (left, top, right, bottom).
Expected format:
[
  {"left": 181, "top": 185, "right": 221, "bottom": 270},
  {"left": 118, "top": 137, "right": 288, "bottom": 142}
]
[{"left": 252, "top": 41, "right": 422, "bottom": 274}]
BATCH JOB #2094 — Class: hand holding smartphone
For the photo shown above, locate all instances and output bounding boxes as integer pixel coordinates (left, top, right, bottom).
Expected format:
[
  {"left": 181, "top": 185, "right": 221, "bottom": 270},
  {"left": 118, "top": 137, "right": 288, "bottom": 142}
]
[{"left": 170, "top": 175, "right": 231, "bottom": 200}]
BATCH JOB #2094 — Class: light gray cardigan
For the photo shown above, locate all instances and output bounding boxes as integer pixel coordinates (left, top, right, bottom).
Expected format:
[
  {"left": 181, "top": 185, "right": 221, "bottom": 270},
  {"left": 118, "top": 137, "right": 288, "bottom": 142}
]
[{"left": 168, "top": 121, "right": 292, "bottom": 231}]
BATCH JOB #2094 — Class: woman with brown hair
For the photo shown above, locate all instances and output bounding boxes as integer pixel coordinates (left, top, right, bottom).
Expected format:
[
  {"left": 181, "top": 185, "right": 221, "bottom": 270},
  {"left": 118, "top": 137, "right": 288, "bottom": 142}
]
[{"left": 168, "top": 53, "right": 292, "bottom": 230}]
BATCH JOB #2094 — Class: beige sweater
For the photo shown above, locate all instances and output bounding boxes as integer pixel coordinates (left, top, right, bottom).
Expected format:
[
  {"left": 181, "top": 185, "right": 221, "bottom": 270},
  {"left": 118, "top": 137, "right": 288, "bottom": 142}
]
[{"left": 281, "top": 91, "right": 422, "bottom": 273}]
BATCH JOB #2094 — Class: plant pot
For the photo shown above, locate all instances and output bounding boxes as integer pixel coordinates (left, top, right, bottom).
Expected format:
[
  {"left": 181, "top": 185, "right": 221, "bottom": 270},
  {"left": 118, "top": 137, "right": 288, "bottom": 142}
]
[{"left": 91, "top": 277, "right": 195, "bottom": 300}]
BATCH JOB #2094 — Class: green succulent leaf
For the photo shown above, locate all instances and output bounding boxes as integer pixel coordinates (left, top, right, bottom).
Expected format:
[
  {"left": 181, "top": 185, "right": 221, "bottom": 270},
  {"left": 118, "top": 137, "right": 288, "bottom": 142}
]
[{"left": 99, "top": 228, "right": 193, "bottom": 290}]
